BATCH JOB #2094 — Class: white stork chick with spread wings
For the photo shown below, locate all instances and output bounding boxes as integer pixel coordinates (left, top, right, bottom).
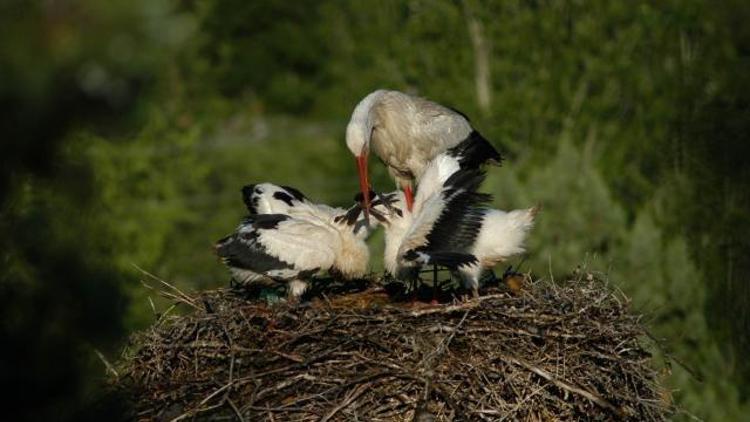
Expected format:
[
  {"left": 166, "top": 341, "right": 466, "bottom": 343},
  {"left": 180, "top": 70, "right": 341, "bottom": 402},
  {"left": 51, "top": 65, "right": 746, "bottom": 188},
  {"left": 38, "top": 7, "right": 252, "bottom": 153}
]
[
  {"left": 345, "top": 89, "right": 502, "bottom": 215},
  {"left": 365, "top": 163, "right": 537, "bottom": 298}
]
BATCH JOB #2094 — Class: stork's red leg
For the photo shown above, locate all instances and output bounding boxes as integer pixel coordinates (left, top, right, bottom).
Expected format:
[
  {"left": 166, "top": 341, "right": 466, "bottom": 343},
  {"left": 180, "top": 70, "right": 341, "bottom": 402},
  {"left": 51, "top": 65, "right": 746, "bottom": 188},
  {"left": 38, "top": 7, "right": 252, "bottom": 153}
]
[{"left": 403, "top": 185, "right": 414, "bottom": 211}]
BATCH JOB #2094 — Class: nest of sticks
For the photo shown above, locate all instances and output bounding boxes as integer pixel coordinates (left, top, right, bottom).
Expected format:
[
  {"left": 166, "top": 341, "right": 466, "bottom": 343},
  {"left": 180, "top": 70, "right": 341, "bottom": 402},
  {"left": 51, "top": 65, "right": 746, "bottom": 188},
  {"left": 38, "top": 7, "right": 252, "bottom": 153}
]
[{"left": 114, "top": 274, "right": 672, "bottom": 421}]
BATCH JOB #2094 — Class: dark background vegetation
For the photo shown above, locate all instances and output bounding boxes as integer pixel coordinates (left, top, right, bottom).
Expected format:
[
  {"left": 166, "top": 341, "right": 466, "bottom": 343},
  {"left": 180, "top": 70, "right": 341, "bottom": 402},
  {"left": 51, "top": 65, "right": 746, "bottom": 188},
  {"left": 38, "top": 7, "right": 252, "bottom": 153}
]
[{"left": 1, "top": 1, "right": 748, "bottom": 420}]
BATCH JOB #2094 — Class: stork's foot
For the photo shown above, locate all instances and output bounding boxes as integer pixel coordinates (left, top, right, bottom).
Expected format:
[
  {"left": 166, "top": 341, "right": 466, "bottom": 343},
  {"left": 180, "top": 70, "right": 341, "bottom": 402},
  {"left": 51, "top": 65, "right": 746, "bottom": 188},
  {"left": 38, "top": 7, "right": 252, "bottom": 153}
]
[
  {"left": 460, "top": 286, "right": 480, "bottom": 301},
  {"left": 286, "top": 280, "right": 309, "bottom": 304}
]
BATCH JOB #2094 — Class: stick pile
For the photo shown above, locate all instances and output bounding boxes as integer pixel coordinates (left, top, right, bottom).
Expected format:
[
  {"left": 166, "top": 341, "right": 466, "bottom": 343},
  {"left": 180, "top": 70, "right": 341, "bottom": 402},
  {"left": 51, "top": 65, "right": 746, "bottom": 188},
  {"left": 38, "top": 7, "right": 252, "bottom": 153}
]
[{"left": 115, "top": 276, "right": 672, "bottom": 421}]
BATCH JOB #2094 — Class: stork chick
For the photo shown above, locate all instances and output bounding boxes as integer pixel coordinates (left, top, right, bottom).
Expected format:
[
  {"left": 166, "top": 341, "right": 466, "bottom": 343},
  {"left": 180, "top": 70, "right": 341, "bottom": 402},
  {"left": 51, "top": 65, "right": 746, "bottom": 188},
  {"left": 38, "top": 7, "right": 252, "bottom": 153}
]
[
  {"left": 345, "top": 89, "right": 502, "bottom": 214},
  {"left": 217, "top": 183, "right": 372, "bottom": 299},
  {"left": 370, "top": 192, "right": 537, "bottom": 297},
  {"left": 216, "top": 212, "right": 370, "bottom": 300},
  {"left": 353, "top": 162, "right": 491, "bottom": 283},
  {"left": 358, "top": 150, "right": 537, "bottom": 298}
]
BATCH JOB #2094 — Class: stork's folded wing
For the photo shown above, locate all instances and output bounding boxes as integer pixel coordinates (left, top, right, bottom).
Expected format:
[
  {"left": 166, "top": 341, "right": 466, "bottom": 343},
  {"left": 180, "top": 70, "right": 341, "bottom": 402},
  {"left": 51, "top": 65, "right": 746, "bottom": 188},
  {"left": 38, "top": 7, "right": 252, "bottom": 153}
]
[{"left": 256, "top": 218, "right": 337, "bottom": 272}]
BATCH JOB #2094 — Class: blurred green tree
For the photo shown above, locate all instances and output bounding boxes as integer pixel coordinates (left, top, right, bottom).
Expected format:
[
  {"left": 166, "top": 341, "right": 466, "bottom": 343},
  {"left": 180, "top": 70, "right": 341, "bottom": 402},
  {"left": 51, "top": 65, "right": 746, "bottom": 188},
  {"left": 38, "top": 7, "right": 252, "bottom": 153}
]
[{"left": 0, "top": 0, "right": 192, "bottom": 419}]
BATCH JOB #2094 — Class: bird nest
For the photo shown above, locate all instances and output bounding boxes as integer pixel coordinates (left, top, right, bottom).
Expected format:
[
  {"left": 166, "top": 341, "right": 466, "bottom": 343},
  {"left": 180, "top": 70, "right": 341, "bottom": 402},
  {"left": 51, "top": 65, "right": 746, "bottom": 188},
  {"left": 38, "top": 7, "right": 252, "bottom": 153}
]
[{"left": 113, "top": 275, "right": 672, "bottom": 421}]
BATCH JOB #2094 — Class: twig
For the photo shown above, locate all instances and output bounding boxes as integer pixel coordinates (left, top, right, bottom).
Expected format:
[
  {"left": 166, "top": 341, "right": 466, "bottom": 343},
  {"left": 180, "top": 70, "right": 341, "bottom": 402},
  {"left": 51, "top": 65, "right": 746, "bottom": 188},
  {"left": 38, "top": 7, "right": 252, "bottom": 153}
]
[
  {"left": 228, "top": 398, "right": 246, "bottom": 422},
  {"left": 503, "top": 354, "right": 622, "bottom": 416},
  {"left": 117, "top": 279, "right": 671, "bottom": 421},
  {"left": 133, "top": 263, "right": 200, "bottom": 310},
  {"left": 94, "top": 349, "right": 118, "bottom": 378},
  {"left": 406, "top": 294, "right": 506, "bottom": 317},
  {"left": 320, "top": 382, "right": 373, "bottom": 422}
]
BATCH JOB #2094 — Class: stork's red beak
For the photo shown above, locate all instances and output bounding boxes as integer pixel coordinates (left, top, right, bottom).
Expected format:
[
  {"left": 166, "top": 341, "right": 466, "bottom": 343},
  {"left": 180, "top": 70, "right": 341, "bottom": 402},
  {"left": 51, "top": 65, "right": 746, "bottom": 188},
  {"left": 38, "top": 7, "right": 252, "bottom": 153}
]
[
  {"left": 355, "top": 153, "right": 370, "bottom": 224},
  {"left": 403, "top": 184, "right": 414, "bottom": 211}
]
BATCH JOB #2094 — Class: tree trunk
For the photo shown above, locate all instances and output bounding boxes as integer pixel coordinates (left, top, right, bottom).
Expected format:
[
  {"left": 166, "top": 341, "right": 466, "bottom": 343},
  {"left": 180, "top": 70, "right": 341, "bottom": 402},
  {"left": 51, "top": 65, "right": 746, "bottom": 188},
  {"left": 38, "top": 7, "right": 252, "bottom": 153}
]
[{"left": 463, "top": 0, "right": 492, "bottom": 115}]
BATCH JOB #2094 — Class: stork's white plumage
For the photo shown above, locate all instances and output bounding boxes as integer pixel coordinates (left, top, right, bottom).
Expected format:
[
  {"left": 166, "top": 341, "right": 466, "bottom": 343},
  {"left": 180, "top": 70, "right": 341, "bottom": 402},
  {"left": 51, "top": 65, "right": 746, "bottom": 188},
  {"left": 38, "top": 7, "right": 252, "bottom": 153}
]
[
  {"left": 217, "top": 184, "right": 371, "bottom": 299},
  {"left": 452, "top": 207, "right": 537, "bottom": 294},
  {"left": 345, "top": 89, "right": 502, "bottom": 213}
]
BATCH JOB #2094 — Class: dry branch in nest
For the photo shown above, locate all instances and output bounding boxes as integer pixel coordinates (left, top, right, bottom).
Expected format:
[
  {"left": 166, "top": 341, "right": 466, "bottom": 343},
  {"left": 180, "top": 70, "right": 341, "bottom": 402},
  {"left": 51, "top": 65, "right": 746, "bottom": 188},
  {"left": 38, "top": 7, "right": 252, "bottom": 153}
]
[{"left": 114, "top": 275, "right": 672, "bottom": 421}]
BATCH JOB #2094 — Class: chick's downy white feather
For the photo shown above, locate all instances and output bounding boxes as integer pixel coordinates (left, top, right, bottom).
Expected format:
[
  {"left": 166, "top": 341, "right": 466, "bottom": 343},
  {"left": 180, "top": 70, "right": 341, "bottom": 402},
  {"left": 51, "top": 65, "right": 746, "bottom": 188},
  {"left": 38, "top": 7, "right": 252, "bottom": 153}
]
[
  {"left": 218, "top": 184, "right": 372, "bottom": 299},
  {"left": 456, "top": 207, "right": 537, "bottom": 293}
]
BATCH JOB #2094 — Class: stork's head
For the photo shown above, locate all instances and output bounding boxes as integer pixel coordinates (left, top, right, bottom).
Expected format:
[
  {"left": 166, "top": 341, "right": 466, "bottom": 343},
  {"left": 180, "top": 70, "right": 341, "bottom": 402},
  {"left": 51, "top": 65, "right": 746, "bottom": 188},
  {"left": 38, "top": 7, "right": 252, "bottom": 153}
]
[
  {"left": 346, "top": 121, "right": 372, "bottom": 223},
  {"left": 242, "top": 183, "right": 308, "bottom": 215}
]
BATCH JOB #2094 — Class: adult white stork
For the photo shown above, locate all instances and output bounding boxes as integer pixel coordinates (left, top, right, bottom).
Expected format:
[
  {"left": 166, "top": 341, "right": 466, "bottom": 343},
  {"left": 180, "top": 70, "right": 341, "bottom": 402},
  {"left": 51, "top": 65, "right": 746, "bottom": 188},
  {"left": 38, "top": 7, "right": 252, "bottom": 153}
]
[
  {"left": 345, "top": 89, "right": 502, "bottom": 215},
  {"left": 360, "top": 156, "right": 537, "bottom": 298}
]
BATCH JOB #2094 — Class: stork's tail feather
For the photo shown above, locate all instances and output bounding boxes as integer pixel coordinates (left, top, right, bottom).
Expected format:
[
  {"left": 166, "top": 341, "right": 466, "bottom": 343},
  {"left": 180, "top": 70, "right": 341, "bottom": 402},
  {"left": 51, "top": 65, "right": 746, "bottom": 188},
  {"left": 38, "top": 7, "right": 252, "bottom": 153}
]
[{"left": 448, "top": 130, "right": 502, "bottom": 169}]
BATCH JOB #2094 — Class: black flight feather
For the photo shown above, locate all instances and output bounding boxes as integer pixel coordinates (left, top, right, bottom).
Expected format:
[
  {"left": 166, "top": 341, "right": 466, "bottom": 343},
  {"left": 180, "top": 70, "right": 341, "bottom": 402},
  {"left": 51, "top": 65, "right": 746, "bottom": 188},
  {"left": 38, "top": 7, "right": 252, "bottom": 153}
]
[
  {"left": 343, "top": 204, "right": 363, "bottom": 225},
  {"left": 215, "top": 230, "right": 293, "bottom": 274},
  {"left": 443, "top": 166, "right": 487, "bottom": 193},
  {"left": 423, "top": 168, "right": 492, "bottom": 254},
  {"left": 402, "top": 249, "right": 478, "bottom": 268},
  {"left": 447, "top": 130, "right": 502, "bottom": 168}
]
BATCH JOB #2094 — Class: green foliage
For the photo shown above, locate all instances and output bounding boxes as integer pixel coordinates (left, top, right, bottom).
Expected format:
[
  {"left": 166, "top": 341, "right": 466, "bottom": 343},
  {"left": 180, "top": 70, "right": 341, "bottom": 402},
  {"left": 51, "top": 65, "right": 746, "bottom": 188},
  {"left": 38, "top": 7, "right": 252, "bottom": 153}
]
[
  {"left": 511, "top": 138, "right": 627, "bottom": 276},
  {"left": 485, "top": 140, "right": 750, "bottom": 418},
  {"left": 0, "top": 0, "right": 192, "bottom": 418}
]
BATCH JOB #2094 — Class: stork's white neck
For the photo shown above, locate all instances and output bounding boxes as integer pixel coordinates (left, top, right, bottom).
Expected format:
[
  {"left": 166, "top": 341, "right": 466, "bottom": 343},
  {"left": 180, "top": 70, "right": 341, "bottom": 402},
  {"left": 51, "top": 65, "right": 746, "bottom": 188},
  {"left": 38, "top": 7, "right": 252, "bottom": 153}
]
[{"left": 346, "top": 89, "right": 387, "bottom": 156}]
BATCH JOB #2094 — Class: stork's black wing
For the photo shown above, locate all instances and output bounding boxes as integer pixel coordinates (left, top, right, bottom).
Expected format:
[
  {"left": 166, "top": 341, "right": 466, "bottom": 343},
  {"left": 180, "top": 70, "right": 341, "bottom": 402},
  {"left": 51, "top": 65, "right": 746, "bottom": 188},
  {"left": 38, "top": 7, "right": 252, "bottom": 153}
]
[
  {"left": 401, "top": 249, "right": 478, "bottom": 269},
  {"left": 399, "top": 167, "right": 491, "bottom": 270},
  {"left": 447, "top": 130, "right": 503, "bottom": 168},
  {"left": 216, "top": 214, "right": 295, "bottom": 273},
  {"left": 424, "top": 168, "right": 491, "bottom": 253}
]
